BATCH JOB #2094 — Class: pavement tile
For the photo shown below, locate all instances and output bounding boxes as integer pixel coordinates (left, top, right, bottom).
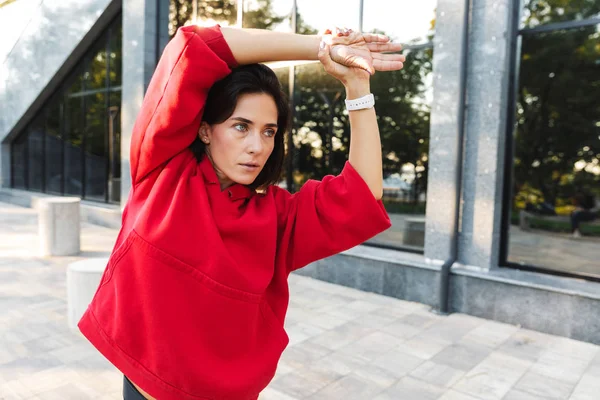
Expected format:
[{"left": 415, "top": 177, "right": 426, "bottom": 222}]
[
  {"left": 439, "top": 389, "right": 484, "bottom": 400},
  {"left": 569, "top": 373, "right": 600, "bottom": 400},
  {"left": 352, "top": 363, "right": 400, "bottom": 388},
  {"left": 529, "top": 349, "right": 592, "bottom": 384},
  {"left": 549, "top": 336, "right": 600, "bottom": 362},
  {"left": 380, "top": 320, "right": 422, "bottom": 340},
  {"left": 373, "top": 376, "right": 445, "bottom": 400},
  {"left": 452, "top": 352, "right": 531, "bottom": 400},
  {"left": 259, "top": 387, "right": 300, "bottom": 400},
  {"left": 497, "top": 331, "right": 549, "bottom": 362},
  {"left": 431, "top": 340, "right": 492, "bottom": 371},
  {"left": 410, "top": 360, "right": 466, "bottom": 388},
  {"left": 337, "top": 331, "right": 405, "bottom": 362},
  {"left": 370, "top": 348, "right": 426, "bottom": 378},
  {"left": 269, "top": 366, "right": 343, "bottom": 399},
  {"left": 307, "top": 373, "right": 386, "bottom": 400},
  {"left": 280, "top": 341, "right": 332, "bottom": 370},
  {"left": 512, "top": 370, "right": 575, "bottom": 400},
  {"left": 502, "top": 389, "right": 548, "bottom": 400},
  {"left": 307, "top": 320, "right": 375, "bottom": 350},
  {"left": 286, "top": 322, "right": 326, "bottom": 346},
  {"left": 462, "top": 320, "right": 520, "bottom": 349},
  {"left": 395, "top": 335, "right": 453, "bottom": 360}
]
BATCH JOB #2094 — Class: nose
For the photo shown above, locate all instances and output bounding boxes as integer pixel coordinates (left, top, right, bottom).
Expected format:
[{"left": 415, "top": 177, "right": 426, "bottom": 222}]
[{"left": 246, "top": 130, "right": 264, "bottom": 155}]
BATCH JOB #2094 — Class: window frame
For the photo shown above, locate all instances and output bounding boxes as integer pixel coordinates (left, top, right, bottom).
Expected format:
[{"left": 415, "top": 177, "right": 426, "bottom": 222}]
[{"left": 499, "top": 0, "right": 600, "bottom": 282}]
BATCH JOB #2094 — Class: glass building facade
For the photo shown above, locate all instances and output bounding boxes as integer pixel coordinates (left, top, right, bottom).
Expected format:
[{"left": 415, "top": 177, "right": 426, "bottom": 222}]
[
  {"left": 8, "top": 0, "right": 599, "bottom": 283},
  {"left": 167, "top": 0, "right": 437, "bottom": 252},
  {"left": 11, "top": 15, "right": 122, "bottom": 204},
  {"left": 503, "top": 1, "right": 600, "bottom": 280}
]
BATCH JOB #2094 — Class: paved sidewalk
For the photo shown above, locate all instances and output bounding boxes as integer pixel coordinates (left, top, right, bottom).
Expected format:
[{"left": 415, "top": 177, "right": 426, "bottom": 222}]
[{"left": 1, "top": 201, "right": 599, "bottom": 400}]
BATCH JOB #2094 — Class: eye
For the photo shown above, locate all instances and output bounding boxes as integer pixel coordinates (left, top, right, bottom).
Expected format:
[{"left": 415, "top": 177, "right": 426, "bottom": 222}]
[
  {"left": 234, "top": 123, "right": 248, "bottom": 132},
  {"left": 264, "top": 129, "right": 276, "bottom": 138}
]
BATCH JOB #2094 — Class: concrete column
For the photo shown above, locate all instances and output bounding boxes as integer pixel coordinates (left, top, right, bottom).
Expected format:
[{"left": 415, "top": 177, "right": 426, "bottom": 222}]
[
  {"left": 424, "top": 0, "right": 469, "bottom": 262},
  {"left": 121, "top": 0, "right": 170, "bottom": 207},
  {"left": 38, "top": 197, "right": 80, "bottom": 256},
  {"left": 67, "top": 258, "right": 108, "bottom": 330},
  {"left": 457, "top": 0, "right": 515, "bottom": 269}
]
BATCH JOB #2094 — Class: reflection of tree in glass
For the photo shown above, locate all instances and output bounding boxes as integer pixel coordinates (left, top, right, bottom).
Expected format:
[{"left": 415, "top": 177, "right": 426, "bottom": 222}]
[
  {"left": 521, "top": 0, "right": 600, "bottom": 28},
  {"left": 242, "top": 0, "right": 286, "bottom": 29},
  {"left": 169, "top": 0, "right": 288, "bottom": 35},
  {"left": 169, "top": 1, "right": 237, "bottom": 36},
  {"left": 291, "top": 14, "right": 433, "bottom": 206},
  {"left": 514, "top": 24, "right": 600, "bottom": 209}
]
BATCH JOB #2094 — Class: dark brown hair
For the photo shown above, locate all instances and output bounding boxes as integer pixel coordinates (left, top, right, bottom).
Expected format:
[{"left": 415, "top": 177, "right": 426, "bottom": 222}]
[{"left": 190, "top": 64, "right": 289, "bottom": 190}]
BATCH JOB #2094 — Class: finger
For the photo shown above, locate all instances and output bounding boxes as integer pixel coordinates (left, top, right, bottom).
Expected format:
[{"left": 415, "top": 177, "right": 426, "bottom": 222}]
[
  {"left": 367, "top": 42, "right": 403, "bottom": 53},
  {"left": 373, "top": 59, "right": 404, "bottom": 72},
  {"left": 361, "top": 33, "right": 390, "bottom": 43},
  {"left": 372, "top": 52, "right": 406, "bottom": 63},
  {"left": 318, "top": 40, "right": 339, "bottom": 73}
]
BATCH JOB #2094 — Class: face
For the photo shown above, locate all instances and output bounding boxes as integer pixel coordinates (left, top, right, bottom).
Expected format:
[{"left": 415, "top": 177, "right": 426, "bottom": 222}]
[{"left": 199, "top": 92, "right": 278, "bottom": 189}]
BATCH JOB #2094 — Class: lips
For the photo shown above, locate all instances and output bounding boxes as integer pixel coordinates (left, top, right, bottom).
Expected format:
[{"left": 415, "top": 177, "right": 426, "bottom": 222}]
[{"left": 239, "top": 162, "right": 260, "bottom": 170}]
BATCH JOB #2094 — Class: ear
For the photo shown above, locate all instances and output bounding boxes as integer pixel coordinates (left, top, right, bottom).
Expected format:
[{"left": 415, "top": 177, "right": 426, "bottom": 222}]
[{"left": 198, "top": 121, "right": 212, "bottom": 145}]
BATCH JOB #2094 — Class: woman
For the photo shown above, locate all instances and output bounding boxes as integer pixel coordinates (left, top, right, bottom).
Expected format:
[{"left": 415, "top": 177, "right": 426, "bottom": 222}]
[
  {"left": 571, "top": 192, "right": 598, "bottom": 237},
  {"left": 78, "top": 24, "right": 404, "bottom": 400}
]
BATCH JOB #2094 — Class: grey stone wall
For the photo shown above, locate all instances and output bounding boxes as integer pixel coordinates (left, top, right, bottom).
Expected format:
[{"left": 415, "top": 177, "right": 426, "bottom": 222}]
[
  {"left": 423, "top": 0, "right": 469, "bottom": 263},
  {"left": 457, "top": 0, "right": 515, "bottom": 269},
  {"left": 0, "top": 0, "right": 116, "bottom": 187},
  {"left": 120, "top": 0, "right": 170, "bottom": 206}
]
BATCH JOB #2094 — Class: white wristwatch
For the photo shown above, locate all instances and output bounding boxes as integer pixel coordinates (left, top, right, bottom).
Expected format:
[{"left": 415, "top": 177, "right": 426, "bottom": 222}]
[{"left": 345, "top": 93, "right": 375, "bottom": 111}]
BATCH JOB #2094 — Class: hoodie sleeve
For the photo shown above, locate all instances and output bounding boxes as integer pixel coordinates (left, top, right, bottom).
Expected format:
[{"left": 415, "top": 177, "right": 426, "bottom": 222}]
[
  {"left": 130, "top": 25, "right": 237, "bottom": 186},
  {"left": 274, "top": 161, "right": 392, "bottom": 272}
]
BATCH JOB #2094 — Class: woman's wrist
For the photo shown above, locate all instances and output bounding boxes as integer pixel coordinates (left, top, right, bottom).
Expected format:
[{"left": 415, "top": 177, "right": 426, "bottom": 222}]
[{"left": 344, "top": 81, "right": 371, "bottom": 99}]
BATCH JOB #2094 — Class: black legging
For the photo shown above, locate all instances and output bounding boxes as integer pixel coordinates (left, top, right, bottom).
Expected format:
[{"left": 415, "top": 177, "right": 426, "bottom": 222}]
[{"left": 123, "top": 376, "right": 147, "bottom": 400}]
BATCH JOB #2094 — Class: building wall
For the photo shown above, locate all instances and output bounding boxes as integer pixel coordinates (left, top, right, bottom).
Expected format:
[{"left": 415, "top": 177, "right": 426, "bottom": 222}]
[
  {"left": 1, "top": 0, "right": 599, "bottom": 344},
  {"left": 0, "top": 0, "right": 119, "bottom": 187}
]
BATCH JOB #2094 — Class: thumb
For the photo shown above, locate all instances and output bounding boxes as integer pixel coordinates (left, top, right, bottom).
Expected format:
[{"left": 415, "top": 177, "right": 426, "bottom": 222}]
[{"left": 318, "top": 40, "right": 337, "bottom": 71}]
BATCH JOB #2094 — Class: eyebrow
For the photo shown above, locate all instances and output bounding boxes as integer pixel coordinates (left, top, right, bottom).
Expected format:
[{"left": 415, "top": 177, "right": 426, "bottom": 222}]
[{"left": 231, "top": 117, "right": 278, "bottom": 129}]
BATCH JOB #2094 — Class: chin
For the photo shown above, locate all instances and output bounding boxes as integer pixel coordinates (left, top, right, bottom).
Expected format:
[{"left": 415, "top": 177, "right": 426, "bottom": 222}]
[{"left": 233, "top": 175, "right": 258, "bottom": 186}]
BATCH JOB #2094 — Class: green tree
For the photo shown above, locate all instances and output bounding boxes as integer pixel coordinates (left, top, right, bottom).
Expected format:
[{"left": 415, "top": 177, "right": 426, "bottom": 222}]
[{"left": 514, "top": 22, "right": 600, "bottom": 207}]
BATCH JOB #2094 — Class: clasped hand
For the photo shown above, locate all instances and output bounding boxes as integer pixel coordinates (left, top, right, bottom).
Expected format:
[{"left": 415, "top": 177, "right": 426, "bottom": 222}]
[{"left": 319, "top": 27, "right": 406, "bottom": 85}]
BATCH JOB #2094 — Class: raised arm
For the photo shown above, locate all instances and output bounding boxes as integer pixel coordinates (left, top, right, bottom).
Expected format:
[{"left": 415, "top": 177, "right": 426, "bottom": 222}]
[
  {"left": 131, "top": 25, "right": 402, "bottom": 186},
  {"left": 317, "top": 38, "right": 405, "bottom": 199}
]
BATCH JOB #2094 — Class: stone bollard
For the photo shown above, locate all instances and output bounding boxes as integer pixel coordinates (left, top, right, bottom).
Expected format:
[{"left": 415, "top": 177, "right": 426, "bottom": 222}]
[
  {"left": 67, "top": 258, "right": 108, "bottom": 331},
  {"left": 38, "top": 197, "right": 81, "bottom": 256}
]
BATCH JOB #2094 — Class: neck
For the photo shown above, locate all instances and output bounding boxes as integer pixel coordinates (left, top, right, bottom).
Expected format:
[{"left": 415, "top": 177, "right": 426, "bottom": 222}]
[{"left": 205, "top": 152, "right": 234, "bottom": 191}]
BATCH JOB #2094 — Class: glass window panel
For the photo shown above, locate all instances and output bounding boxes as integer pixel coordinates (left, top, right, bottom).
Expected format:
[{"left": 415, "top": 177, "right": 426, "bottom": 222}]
[
  {"left": 508, "top": 25, "right": 600, "bottom": 277},
  {"left": 521, "top": 0, "right": 600, "bottom": 30},
  {"left": 370, "top": 48, "right": 432, "bottom": 250},
  {"left": 108, "top": 92, "right": 122, "bottom": 204},
  {"left": 296, "top": 0, "right": 360, "bottom": 34},
  {"left": 293, "top": 52, "right": 432, "bottom": 251},
  {"left": 27, "top": 118, "right": 45, "bottom": 192},
  {"left": 64, "top": 94, "right": 84, "bottom": 196},
  {"left": 11, "top": 133, "right": 27, "bottom": 189},
  {"left": 293, "top": 62, "right": 346, "bottom": 185},
  {"left": 363, "top": 0, "right": 437, "bottom": 45},
  {"left": 45, "top": 100, "right": 63, "bottom": 195},
  {"left": 108, "top": 20, "right": 122, "bottom": 88},
  {"left": 84, "top": 38, "right": 108, "bottom": 91},
  {"left": 170, "top": 0, "right": 238, "bottom": 34},
  {"left": 84, "top": 92, "right": 107, "bottom": 201},
  {"left": 242, "top": 0, "right": 292, "bottom": 31},
  {"left": 10, "top": 13, "right": 120, "bottom": 202}
]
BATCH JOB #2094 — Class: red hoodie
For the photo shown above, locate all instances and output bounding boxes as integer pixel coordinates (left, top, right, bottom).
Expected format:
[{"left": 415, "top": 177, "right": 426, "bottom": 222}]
[{"left": 78, "top": 24, "right": 391, "bottom": 400}]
